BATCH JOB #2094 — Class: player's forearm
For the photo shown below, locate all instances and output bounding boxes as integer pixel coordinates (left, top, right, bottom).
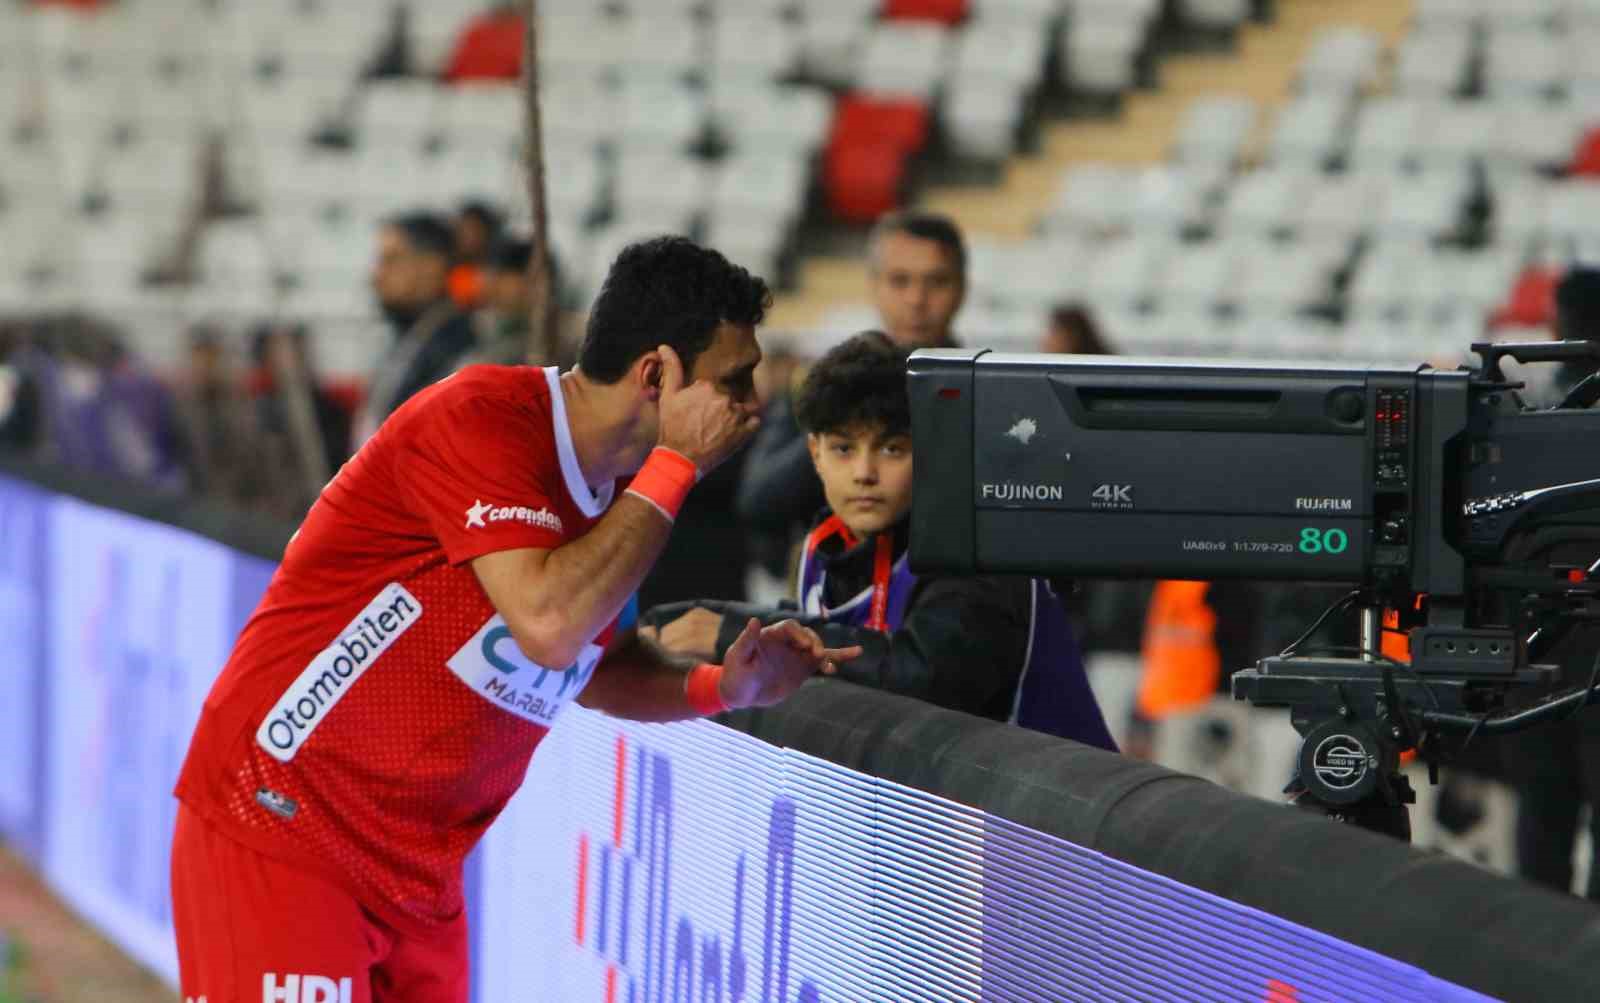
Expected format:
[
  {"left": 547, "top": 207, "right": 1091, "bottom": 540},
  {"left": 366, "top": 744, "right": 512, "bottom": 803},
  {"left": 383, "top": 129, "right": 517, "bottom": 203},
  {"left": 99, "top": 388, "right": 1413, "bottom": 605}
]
[
  {"left": 515, "top": 495, "right": 672, "bottom": 666},
  {"left": 578, "top": 630, "right": 707, "bottom": 722}
]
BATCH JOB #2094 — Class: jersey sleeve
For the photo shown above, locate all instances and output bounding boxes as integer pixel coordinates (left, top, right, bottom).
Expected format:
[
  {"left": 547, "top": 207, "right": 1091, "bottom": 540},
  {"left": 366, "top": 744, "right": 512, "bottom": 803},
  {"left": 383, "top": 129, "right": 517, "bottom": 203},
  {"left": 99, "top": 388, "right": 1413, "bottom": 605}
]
[{"left": 398, "top": 393, "right": 568, "bottom": 564}]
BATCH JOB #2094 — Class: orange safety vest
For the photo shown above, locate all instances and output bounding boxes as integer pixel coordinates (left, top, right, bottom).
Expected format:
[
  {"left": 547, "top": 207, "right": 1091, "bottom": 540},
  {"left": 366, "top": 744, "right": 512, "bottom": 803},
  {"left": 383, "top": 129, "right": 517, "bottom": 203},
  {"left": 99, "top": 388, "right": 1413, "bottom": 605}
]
[{"left": 1137, "top": 580, "right": 1222, "bottom": 719}]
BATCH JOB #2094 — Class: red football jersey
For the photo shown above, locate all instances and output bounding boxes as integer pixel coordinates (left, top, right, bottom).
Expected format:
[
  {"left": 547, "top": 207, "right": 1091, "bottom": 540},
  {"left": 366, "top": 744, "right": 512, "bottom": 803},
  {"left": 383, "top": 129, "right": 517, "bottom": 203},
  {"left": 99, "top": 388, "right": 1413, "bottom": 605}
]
[{"left": 176, "top": 365, "right": 618, "bottom": 932}]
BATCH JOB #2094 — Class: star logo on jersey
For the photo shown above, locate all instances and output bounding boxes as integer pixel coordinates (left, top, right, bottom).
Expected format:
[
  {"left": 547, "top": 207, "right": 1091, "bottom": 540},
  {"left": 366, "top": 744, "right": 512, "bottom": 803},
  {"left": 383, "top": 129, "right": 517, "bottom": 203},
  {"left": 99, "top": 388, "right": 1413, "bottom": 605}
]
[{"left": 464, "top": 499, "right": 564, "bottom": 533}]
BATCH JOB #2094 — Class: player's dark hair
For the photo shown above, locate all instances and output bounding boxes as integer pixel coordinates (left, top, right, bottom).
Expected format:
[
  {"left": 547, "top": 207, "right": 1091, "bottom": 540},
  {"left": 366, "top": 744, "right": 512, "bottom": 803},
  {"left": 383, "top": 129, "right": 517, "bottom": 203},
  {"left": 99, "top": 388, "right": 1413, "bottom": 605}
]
[
  {"left": 869, "top": 210, "right": 967, "bottom": 278},
  {"left": 580, "top": 236, "right": 771, "bottom": 384},
  {"left": 795, "top": 331, "right": 912, "bottom": 439},
  {"left": 384, "top": 211, "right": 455, "bottom": 259}
]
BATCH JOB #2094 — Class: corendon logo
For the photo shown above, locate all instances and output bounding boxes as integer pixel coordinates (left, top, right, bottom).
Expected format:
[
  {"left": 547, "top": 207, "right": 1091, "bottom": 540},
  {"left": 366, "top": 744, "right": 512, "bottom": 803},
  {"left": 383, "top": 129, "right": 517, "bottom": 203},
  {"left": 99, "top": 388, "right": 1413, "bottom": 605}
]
[
  {"left": 261, "top": 973, "right": 353, "bottom": 1002},
  {"left": 574, "top": 736, "right": 824, "bottom": 1003},
  {"left": 465, "top": 498, "right": 564, "bottom": 533}
]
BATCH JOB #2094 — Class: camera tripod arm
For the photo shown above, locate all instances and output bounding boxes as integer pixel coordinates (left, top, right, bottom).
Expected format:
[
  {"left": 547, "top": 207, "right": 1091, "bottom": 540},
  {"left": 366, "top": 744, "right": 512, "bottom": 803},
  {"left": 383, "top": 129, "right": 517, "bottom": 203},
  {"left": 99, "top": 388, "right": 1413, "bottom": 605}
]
[{"left": 1417, "top": 683, "right": 1600, "bottom": 735}]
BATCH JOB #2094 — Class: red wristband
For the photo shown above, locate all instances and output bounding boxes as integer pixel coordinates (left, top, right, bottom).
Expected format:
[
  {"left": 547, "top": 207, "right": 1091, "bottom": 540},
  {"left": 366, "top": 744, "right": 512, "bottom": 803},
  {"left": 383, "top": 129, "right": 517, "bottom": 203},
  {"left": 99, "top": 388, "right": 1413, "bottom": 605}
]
[
  {"left": 685, "top": 662, "right": 728, "bottom": 716},
  {"left": 626, "top": 447, "right": 699, "bottom": 522}
]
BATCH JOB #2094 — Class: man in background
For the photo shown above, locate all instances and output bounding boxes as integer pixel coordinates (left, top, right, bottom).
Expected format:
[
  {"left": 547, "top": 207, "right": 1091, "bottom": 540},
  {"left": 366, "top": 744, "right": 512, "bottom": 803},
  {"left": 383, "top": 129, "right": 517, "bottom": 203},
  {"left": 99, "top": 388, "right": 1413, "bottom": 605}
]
[
  {"left": 737, "top": 211, "right": 969, "bottom": 570},
  {"left": 354, "top": 211, "right": 476, "bottom": 449}
]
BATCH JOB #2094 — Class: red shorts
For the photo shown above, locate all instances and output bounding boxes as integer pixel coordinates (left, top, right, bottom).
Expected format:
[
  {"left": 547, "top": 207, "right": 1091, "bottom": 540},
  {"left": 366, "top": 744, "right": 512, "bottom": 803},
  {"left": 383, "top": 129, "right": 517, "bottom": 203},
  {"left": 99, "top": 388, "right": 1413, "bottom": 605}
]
[{"left": 170, "top": 804, "right": 468, "bottom": 1003}]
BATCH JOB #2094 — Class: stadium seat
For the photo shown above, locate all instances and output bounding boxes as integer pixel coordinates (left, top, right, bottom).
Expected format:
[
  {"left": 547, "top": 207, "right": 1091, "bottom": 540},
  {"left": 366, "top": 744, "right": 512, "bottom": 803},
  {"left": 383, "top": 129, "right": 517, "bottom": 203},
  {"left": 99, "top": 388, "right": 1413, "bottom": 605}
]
[
  {"left": 1178, "top": 0, "right": 1249, "bottom": 31},
  {"left": 1265, "top": 92, "right": 1350, "bottom": 168},
  {"left": 1393, "top": 29, "right": 1472, "bottom": 97},
  {"left": 709, "top": 83, "right": 833, "bottom": 156},
  {"left": 1298, "top": 172, "right": 1385, "bottom": 241},
  {"left": 884, "top": 0, "right": 967, "bottom": 24},
  {"left": 1298, "top": 27, "right": 1381, "bottom": 95},
  {"left": 1216, "top": 168, "right": 1310, "bottom": 236},
  {"left": 1061, "top": 17, "right": 1147, "bottom": 97},
  {"left": 943, "top": 79, "right": 1026, "bottom": 161},
  {"left": 357, "top": 80, "right": 442, "bottom": 154},
  {"left": 1172, "top": 96, "right": 1257, "bottom": 168},
  {"left": 856, "top": 21, "right": 952, "bottom": 100},
  {"left": 952, "top": 18, "right": 1050, "bottom": 90},
  {"left": 709, "top": 13, "right": 801, "bottom": 84},
  {"left": 824, "top": 140, "right": 906, "bottom": 223},
  {"left": 1348, "top": 96, "right": 1434, "bottom": 171},
  {"left": 1157, "top": 239, "right": 1237, "bottom": 313},
  {"left": 1483, "top": 28, "right": 1569, "bottom": 98},
  {"left": 616, "top": 79, "right": 708, "bottom": 155},
  {"left": 711, "top": 153, "right": 809, "bottom": 229},
  {"left": 1127, "top": 164, "right": 1221, "bottom": 234},
  {"left": 613, "top": 151, "right": 712, "bottom": 234},
  {"left": 1376, "top": 169, "right": 1470, "bottom": 240},
  {"left": 1412, "top": 0, "right": 1487, "bottom": 28},
  {"left": 618, "top": 14, "right": 703, "bottom": 82},
  {"left": 1043, "top": 163, "right": 1130, "bottom": 235}
]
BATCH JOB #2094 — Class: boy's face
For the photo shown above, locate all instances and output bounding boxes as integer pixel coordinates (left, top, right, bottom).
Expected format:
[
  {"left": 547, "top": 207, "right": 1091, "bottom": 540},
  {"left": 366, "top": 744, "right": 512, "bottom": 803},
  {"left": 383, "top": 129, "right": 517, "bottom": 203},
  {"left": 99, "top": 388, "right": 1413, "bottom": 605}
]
[{"left": 807, "top": 423, "right": 914, "bottom": 538}]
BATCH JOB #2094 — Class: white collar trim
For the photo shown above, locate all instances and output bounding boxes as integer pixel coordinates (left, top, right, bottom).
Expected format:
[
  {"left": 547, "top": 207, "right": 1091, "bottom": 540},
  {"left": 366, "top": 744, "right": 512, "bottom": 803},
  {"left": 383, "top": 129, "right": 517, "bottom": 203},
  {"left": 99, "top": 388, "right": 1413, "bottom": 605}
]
[{"left": 544, "top": 367, "right": 613, "bottom": 518}]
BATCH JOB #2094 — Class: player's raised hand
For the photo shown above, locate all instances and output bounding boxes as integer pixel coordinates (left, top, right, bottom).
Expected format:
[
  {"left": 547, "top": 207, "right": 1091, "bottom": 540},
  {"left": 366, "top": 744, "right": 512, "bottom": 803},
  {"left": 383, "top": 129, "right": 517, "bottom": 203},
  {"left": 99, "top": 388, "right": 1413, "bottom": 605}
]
[
  {"left": 655, "top": 343, "right": 760, "bottom": 473},
  {"left": 718, "top": 618, "right": 862, "bottom": 710}
]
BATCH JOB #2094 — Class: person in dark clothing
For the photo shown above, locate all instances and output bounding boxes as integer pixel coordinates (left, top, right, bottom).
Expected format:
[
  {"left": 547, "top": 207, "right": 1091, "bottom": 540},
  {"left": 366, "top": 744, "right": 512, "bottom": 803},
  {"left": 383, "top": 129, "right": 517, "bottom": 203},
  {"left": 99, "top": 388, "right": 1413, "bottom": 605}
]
[
  {"left": 1551, "top": 266, "right": 1600, "bottom": 403},
  {"left": 644, "top": 332, "right": 1116, "bottom": 747},
  {"left": 354, "top": 211, "right": 477, "bottom": 449},
  {"left": 736, "top": 211, "right": 969, "bottom": 554}
]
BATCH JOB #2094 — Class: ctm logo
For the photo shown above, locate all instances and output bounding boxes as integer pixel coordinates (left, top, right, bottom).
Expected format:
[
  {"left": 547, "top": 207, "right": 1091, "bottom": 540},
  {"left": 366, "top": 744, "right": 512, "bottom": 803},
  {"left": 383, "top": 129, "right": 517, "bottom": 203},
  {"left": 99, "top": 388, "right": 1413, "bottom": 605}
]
[
  {"left": 573, "top": 736, "right": 823, "bottom": 1003},
  {"left": 481, "top": 624, "right": 590, "bottom": 695}
]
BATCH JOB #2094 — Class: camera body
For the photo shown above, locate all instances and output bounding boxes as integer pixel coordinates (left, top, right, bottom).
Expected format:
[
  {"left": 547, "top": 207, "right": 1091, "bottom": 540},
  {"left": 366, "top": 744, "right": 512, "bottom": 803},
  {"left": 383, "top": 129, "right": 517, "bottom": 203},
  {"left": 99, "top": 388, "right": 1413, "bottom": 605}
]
[
  {"left": 909, "top": 351, "right": 1469, "bottom": 598},
  {"left": 909, "top": 343, "right": 1600, "bottom": 836}
]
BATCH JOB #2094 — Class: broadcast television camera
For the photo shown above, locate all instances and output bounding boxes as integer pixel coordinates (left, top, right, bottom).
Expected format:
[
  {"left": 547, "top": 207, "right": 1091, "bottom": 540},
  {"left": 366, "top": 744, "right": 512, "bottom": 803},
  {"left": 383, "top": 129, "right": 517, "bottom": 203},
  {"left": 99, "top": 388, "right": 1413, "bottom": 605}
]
[{"left": 908, "top": 341, "right": 1600, "bottom": 837}]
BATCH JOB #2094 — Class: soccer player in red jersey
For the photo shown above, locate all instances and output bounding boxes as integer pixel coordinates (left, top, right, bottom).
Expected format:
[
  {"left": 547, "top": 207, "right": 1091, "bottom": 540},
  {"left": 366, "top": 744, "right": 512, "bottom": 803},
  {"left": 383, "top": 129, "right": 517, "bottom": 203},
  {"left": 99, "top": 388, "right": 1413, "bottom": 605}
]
[{"left": 170, "top": 237, "right": 858, "bottom": 1003}]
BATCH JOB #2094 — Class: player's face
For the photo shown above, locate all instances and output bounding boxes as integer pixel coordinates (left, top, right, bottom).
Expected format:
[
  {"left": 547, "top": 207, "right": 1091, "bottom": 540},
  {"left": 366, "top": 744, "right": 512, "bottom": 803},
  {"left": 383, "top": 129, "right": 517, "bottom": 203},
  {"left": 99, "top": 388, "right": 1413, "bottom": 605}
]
[
  {"left": 807, "top": 424, "right": 914, "bottom": 538},
  {"left": 689, "top": 322, "right": 763, "bottom": 409},
  {"left": 869, "top": 232, "right": 965, "bottom": 349}
]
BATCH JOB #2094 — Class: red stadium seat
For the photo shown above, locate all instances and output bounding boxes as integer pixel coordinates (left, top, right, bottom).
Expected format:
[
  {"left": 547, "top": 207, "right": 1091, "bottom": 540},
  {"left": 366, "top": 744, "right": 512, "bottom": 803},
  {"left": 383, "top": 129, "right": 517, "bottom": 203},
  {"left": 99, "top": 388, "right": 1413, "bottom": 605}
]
[
  {"left": 831, "top": 94, "right": 931, "bottom": 156},
  {"left": 1490, "top": 265, "right": 1560, "bottom": 329},
  {"left": 884, "top": 0, "right": 969, "bottom": 26},
  {"left": 1571, "top": 127, "right": 1600, "bottom": 176},
  {"left": 824, "top": 140, "right": 907, "bottom": 223}
]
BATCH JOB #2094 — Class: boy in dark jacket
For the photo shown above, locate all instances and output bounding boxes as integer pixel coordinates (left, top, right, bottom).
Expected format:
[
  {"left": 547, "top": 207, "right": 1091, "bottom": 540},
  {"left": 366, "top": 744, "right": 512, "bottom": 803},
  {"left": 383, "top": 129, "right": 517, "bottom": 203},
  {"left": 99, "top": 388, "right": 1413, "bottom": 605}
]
[{"left": 643, "top": 332, "right": 1116, "bottom": 749}]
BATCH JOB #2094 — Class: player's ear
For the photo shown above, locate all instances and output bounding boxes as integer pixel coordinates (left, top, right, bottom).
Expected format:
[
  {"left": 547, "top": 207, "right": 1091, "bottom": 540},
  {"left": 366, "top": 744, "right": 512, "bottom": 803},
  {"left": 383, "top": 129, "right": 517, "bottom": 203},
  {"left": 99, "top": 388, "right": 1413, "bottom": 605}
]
[
  {"left": 638, "top": 351, "right": 663, "bottom": 403},
  {"left": 806, "top": 433, "right": 823, "bottom": 472}
]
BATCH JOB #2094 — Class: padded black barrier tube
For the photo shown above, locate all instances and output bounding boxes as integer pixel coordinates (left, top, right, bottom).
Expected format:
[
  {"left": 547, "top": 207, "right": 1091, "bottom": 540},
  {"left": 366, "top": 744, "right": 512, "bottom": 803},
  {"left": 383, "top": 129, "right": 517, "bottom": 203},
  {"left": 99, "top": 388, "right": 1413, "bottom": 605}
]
[{"left": 723, "top": 680, "right": 1600, "bottom": 1002}]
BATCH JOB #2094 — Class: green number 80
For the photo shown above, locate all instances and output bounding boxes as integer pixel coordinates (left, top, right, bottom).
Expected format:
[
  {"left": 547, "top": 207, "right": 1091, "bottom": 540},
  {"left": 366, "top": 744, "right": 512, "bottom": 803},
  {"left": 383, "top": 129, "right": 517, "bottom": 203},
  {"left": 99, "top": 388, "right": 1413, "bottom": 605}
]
[{"left": 1299, "top": 528, "right": 1348, "bottom": 555}]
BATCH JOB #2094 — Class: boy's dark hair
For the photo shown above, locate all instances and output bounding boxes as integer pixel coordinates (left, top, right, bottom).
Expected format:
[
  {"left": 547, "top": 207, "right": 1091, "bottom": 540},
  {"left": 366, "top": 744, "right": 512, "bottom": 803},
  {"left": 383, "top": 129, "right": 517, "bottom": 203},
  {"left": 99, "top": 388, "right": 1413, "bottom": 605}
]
[
  {"left": 795, "top": 331, "right": 913, "bottom": 438},
  {"left": 580, "top": 237, "right": 771, "bottom": 384}
]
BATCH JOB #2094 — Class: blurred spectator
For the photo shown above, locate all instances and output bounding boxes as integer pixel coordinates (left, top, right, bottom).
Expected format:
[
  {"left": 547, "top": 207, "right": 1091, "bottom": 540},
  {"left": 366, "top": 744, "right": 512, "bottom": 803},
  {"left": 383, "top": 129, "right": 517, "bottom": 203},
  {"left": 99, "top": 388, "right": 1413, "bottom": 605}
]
[
  {"left": 0, "top": 319, "right": 40, "bottom": 452},
  {"left": 469, "top": 237, "right": 534, "bottom": 366},
  {"left": 867, "top": 210, "right": 967, "bottom": 350},
  {"left": 30, "top": 315, "right": 187, "bottom": 492},
  {"left": 1552, "top": 266, "right": 1600, "bottom": 402},
  {"left": 175, "top": 324, "right": 268, "bottom": 504},
  {"left": 353, "top": 211, "right": 477, "bottom": 448},
  {"left": 441, "top": 4, "right": 523, "bottom": 84},
  {"left": 447, "top": 201, "right": 503, "bottom": 309},
  {"left": 251, "top": 323, "right": 353, "bottom": 519},
  {"left": 1042, "top": 303, "right": 1115, "bottom": 355},
  {"left": 736, "top": 211, "right": 971, "bottom": 569}
]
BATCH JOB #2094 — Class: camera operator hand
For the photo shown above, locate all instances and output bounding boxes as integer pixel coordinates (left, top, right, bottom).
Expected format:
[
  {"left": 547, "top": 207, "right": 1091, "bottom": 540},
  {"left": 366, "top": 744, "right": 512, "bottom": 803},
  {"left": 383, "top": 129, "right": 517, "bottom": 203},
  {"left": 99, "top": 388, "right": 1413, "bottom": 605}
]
[{"left": 656, "top": 343, "right": 761, "bottom": 474}]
